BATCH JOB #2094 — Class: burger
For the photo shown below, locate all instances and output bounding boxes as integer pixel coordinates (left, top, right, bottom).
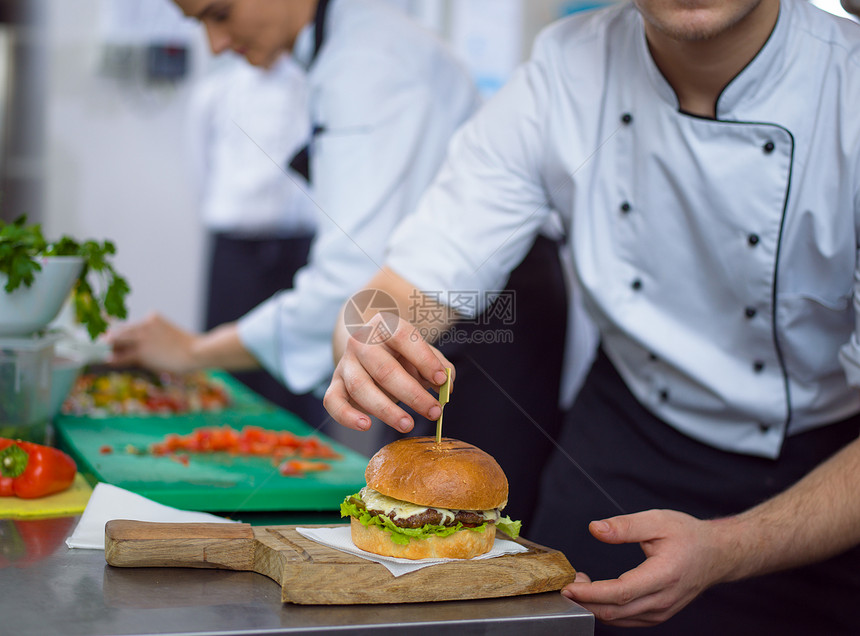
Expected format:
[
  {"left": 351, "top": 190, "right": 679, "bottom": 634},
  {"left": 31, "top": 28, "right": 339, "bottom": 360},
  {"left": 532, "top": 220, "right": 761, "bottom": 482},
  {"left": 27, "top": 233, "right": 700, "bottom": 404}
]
[{"left": 340, "top": 436, "right": 521, "bottom": 560}]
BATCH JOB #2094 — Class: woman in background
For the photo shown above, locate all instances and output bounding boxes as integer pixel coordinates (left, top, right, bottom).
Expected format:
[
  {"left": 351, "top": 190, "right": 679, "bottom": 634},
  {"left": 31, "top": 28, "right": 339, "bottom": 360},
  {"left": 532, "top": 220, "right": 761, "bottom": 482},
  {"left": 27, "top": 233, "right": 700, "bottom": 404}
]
[
  {"left": 188, "top": 53, "right": 321, "bottom": 424},
  {"left": 109, "top": 0, "right": 479, "bottom": 438}
]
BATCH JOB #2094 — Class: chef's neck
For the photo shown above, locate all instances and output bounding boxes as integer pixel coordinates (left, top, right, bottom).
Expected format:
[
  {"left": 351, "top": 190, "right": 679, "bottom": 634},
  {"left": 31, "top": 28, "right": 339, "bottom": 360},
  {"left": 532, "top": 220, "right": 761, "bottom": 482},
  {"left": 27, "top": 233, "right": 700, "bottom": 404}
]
[
  {"left": 643, "top": 0, "right": 780, "bottom": 118},
  {"left": 285, "top": 0, "right": 319, "bottom": 52}
]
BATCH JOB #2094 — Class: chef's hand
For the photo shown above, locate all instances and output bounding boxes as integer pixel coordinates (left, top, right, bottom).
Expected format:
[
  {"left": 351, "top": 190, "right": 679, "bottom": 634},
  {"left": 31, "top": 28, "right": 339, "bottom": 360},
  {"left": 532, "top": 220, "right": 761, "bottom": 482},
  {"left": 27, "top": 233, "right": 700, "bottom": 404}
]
[
  {"left": 324, "top": 312, "right": 454, "bottom": 433},
  {"left": 562, "top": 510, "right": 730, "bottom": 627},
  {"left": 107, "top": 313, "right": 198, "bottom": 373},
  {"left": 108, "top": 313, "right": 260, "bottom": 374}
]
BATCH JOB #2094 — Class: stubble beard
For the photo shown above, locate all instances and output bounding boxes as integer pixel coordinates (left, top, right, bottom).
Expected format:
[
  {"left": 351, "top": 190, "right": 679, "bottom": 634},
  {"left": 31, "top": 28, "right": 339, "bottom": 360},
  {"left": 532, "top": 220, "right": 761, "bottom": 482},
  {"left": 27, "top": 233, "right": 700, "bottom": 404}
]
[{"left": 636, "top": 0, "right": 766, "bottom": 43}]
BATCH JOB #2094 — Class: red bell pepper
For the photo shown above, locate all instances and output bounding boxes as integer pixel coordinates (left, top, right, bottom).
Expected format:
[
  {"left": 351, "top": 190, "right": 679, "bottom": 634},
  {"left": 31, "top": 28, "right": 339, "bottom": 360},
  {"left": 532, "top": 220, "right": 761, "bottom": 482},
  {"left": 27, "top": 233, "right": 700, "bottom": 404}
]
[
  {"left": 0, "top": 439, "right": 77, "bottom": 499},
  {"left": 0, "top": 439, "right": 15, "bottom": 497}
]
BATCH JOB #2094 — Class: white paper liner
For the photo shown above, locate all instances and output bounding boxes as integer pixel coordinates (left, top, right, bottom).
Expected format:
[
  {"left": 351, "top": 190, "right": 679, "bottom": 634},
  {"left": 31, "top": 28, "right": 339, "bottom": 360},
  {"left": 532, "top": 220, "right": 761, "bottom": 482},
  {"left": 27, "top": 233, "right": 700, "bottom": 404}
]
[
  {"left": 66, "top": 482, "right": 237, "bottom": 549},
  {"left": 296, "top": 526, "right": 528, "bottom": 577}
]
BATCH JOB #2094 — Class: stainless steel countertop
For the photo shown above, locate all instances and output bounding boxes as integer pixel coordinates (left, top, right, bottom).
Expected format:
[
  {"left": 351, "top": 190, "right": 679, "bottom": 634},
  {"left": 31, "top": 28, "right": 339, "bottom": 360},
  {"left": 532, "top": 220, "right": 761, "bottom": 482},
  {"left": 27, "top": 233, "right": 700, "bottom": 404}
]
[{"left": 2, "top": 517, "right": 594, "bottom": 636}]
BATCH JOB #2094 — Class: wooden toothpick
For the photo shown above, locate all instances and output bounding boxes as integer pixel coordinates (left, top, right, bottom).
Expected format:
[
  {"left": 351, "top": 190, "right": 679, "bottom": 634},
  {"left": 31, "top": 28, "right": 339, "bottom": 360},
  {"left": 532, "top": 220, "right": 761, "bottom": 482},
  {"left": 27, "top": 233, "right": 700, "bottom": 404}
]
[{"left": 436, "top": 368, "right": 452, "bottom": 444}]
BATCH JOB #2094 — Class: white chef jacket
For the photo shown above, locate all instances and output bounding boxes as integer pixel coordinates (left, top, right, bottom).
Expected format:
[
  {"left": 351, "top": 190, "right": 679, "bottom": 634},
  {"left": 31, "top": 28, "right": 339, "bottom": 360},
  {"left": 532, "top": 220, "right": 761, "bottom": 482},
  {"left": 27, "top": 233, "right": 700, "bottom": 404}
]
[
  {"left": 187, "top": 54, "right": 318, "bottom": 235},
  {"left": 238, "top": 0, "right": 479, "bottom": 394},
  {"left": 386, "top": 0, "right": 860, "bottom": 459}
]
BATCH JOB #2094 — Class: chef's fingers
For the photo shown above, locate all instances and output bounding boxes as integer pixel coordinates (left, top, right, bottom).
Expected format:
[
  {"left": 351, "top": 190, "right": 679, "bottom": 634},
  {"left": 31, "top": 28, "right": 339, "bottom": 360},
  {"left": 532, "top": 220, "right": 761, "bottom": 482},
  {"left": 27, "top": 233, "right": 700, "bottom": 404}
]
[
  {"left": 588, "top": 513, "right": 670, "bottom": 545},
  {"left": 428, "top": 347, "right": 456, "bottom": 394},
  {"left": 352, "top": 314, "right": 451, "bottom": 396},
  {"left": 105, "top": 321, "right": 153, "bottom": 367},
  {"left": 347, "top": 345, "right": 441, "bottom": 430},
  {"left": 326, "top": 314, "right": 452, "bottom": 429},
  {"left": 562, "top": 578, "right": 661, "bottom": 625},
  {"left": 359, "top": 313, "right": 450, "bottom": 388},
  {"left": 571, "top": 571, "right": 592, "bottom": 584},
  {"left": 399, "top": 358, "right": 434, "bottom": 391},
  {"left": 105, "top": 324, "right": 138, "bottom": 348},
  {"left": 105, "top": 315, "right": 163, "bottom": 364},
  {"left": 563, "top": 569, "right": 664, "bottom": 607},
  {"left": 324, "top": 375, "right": 372, "bottom": 431},
  {"left": 396, "top": 346, "right": 454, "bottom": 393},
  {"left": 106, "top": 330, "right": 143, "bottom": 365},
  {"left": 105, "top": 310, "right": 161, "bottom": 341},
  {"left": 563, "top": 575, "right": 685, "bottom": 627},
  {"left": 107, "top": 347, "right": 138, "bottom": 367},
  {"left": 565, "top": 596, "right": 671, "bottom": 628},
  {"left": 562, "top": 561, "right": 688, "bottom": 626},
  {"left": 325, "top": 352, "right": 423, "bottom": 432}
]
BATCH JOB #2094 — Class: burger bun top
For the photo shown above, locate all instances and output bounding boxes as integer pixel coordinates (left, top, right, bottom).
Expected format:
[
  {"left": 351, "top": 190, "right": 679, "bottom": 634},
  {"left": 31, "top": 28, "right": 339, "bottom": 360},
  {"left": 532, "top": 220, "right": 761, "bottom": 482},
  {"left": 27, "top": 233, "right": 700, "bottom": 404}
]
[{"left": 365, "top": 437, "right": 508, "bottom": 510}]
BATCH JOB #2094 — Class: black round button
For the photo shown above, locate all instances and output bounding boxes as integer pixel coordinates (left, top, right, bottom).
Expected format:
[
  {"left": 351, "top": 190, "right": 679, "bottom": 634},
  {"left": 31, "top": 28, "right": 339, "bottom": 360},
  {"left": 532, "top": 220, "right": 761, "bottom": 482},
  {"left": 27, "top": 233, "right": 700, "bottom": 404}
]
[
  {"left": 763, "top": 141, "right": 775, "bottom": 154},
  {"left": 649, "top": 353, "right": 659, "bottom": 362},
  {"left": 754, "top": 361, "right": 765, "bottom": 373},
  {"left": 632, "top": 279, "right": 643, "bottom": 291},
  {"left": 621, "top": 113, "right": 633, "bottom": 125},
  {"left": 758, "top": 423, "right": 771, "bottom": 434},
  {"left": 745, "top": 307, "right": 757, "bottom": 319},
  {"left": 620, "top": 202, "right": 632, "bottom": 214},
  {"left": 659, "top": 390, "right": 669, "bottom": 403},
  {"left": 748, "top": 234, "right": 760, "bottom": 247}
]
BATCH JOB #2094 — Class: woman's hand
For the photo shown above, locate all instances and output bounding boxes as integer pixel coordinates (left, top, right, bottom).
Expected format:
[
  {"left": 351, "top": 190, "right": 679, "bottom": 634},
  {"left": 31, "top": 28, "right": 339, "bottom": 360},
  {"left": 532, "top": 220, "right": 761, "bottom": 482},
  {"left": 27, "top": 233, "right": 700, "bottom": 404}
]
[
  {"left": 107, "top": 313, "right": 199, "bottom": 373},
  {"left": 108, "top": 314, "right": 259, "bottom": 374},
  {"left": 561, "top": 510, "right": 732, "bottom": 627},
  {"left": 324, "top": 312, "right": 454, "bottom": 433}
]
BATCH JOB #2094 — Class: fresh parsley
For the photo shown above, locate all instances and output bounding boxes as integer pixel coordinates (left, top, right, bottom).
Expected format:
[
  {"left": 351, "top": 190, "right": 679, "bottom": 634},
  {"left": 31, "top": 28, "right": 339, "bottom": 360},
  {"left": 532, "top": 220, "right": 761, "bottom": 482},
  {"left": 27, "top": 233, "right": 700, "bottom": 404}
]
[{"left": 0, "top": 215, "right": 130, "bottom": 339}]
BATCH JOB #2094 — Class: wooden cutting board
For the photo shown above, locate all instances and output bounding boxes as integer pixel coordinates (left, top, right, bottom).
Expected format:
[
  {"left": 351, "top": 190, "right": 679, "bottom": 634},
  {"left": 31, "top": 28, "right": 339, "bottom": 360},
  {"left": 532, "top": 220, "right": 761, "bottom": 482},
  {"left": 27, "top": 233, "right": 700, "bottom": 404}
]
[{"left": 105, "top": 520, "right": 577, "bottom": 605}]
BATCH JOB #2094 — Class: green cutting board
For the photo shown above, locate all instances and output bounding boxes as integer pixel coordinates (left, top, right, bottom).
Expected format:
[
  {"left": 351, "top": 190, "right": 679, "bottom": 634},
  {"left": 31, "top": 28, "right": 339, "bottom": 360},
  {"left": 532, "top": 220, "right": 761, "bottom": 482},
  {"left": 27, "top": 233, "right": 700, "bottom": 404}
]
[{"left": 53, "top": 373, "right": 368, "bottom": 513}]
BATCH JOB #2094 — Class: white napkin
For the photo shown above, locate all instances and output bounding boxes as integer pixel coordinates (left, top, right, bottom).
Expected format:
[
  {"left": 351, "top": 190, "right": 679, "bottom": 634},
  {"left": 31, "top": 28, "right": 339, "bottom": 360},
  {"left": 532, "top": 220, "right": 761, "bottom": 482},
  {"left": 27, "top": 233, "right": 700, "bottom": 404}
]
[
  {"left": 296, "top": 526, "right": 529, "bottom": 577},
  {"left": 66, "top": 483, "right": 237, "bottom": 549}
]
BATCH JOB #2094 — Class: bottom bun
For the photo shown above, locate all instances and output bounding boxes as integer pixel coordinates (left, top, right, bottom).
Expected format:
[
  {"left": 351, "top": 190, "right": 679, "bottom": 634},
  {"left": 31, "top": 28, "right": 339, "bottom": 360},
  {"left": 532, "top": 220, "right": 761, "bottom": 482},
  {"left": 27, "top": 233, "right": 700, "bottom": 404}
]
[{"left": 350, "top": 517, "right": 496, "bottom": 560}]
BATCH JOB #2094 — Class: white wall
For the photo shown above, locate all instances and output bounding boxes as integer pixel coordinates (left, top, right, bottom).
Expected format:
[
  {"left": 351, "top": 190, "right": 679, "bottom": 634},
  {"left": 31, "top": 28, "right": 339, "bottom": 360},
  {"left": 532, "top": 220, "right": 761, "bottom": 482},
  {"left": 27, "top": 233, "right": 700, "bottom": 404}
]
[{"left": 43, "top": 0, "right": 208, "bottom": 332}]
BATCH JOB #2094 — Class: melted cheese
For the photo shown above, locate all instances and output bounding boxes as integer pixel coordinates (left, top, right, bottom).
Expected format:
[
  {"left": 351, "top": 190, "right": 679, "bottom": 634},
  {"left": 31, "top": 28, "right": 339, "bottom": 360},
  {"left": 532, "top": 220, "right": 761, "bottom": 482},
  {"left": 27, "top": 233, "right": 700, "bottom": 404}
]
[{"left": 360, "top": 487, "right": 500, "bottom": 524}]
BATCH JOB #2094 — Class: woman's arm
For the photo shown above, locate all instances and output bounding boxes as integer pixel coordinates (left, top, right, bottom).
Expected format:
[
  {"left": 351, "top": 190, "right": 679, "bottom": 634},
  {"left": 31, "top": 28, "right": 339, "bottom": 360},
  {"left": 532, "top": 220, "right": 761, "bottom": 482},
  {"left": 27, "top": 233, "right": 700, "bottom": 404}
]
[{"left": 108, "top": 314, "right": 260, "bottom": 373}]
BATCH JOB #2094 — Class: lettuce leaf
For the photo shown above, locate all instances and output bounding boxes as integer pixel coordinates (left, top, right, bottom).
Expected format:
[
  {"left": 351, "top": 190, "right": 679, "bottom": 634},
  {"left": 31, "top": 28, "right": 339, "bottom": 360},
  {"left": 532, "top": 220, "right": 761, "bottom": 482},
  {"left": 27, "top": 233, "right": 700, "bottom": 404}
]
[
  {"left": 496, "top": 515, "right": 521, "bottom": 539},
  {"left": 340, "top": 493, "right": 521, "bottom": 545}
]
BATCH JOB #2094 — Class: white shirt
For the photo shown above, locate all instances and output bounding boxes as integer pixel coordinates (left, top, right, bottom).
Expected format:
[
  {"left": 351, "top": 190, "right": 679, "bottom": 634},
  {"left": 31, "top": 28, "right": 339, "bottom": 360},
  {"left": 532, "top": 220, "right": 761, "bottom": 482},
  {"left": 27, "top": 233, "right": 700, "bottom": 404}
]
[
  {"left": 238, "top": 0, "right": 479, "bottom": 394},
  {"left": 187, "top": 54, "right": 317, "bottom": 235},
  {"left": 387, "top": 0, "right": 860, "bottom": 459}
]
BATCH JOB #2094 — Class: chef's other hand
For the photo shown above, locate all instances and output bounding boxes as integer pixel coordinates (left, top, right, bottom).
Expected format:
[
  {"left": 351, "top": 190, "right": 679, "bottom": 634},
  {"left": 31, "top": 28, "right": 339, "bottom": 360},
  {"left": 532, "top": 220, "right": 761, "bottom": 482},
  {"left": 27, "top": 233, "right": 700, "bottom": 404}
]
[
  {"left": 561, "top": 510, "right": 729, "bottom": 627},
  {"left": 107, "top": 313, "right": 197, "bottom": 373},
  {"left": 324, "top": 312, "right": 454, "bottom": 433}
]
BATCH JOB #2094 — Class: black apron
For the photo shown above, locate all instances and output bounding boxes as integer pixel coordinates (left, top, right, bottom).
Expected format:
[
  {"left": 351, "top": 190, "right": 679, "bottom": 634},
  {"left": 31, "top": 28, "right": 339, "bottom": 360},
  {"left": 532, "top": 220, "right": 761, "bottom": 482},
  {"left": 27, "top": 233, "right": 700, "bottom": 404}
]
[
  {"left": 285, "top": 0, "right": 330, "bottom": 183},
  {"left": 532, "top": 348, "right": 860, "bottom": 635},
  {"left": 205, "top": 0, "right": 333, "bottom": 428}
]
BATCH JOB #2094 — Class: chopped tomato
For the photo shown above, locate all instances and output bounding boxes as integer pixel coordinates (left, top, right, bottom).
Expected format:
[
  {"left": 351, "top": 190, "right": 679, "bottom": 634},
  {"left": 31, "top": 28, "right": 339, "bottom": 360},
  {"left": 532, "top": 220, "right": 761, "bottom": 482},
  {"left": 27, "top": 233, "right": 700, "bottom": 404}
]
[
  {"left": 143, "top": 425, "right": 341, "bottom": 469},
  {"left": 278, "top": 460, "right": 331, "bottom": 476},
  {"left": 169, "top": 454, "right": 190, "bottom": 467}
]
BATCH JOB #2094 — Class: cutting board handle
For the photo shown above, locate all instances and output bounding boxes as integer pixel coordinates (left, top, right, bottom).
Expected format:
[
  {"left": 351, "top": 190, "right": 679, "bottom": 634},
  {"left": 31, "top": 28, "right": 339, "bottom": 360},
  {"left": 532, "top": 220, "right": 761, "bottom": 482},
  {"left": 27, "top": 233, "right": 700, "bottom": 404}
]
[{"left": 105, "top": 520, "right": 256, "bottom": 571}]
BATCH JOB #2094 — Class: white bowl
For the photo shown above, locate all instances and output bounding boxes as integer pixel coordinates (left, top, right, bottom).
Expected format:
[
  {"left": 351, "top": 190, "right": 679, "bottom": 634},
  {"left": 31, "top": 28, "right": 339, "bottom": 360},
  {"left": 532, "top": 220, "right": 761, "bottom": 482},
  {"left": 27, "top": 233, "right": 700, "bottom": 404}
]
[{"left": 0, "top": 256, "right": 84, "bottom": 336}]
